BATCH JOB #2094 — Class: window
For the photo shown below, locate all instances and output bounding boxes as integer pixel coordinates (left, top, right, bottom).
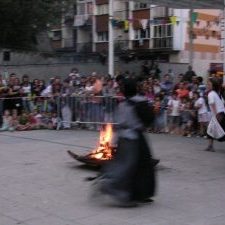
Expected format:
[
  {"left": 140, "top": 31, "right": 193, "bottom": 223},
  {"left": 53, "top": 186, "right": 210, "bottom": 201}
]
[
  {"left": 153, "top": 24, "right": 172, "bottom": 38},
  {"left": 151, "top": 7, "right": 168, "bottom": 18},
  {"left": 134, "top": 28, "right": 150, "bottom": 40},
  {"left": 96, "top": 4, "right": 108, "bottom": 15},
  {"left": 97, "top": 31, "right": 108, "bottom": 42},
  {"left": 77, "top": 3, "right": 85, "bottom": 15},
  {"left": 87, "top": 2, "right": 93, "bottom": 14},
  {"left": 152, "top": 24, "right": 173, "bottom": 48},
  {"left": 134, "top": 3, "right": 151, "bottom": 10},
  {"left": 51, "top": 30, "right": 62, "bottom": 40}
]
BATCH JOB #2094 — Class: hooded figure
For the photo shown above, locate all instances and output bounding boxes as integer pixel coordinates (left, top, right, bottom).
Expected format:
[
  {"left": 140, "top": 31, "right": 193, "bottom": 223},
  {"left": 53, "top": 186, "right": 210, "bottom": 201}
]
[{"left": 94, "top": 78, "right": 157, "bottom": 207}]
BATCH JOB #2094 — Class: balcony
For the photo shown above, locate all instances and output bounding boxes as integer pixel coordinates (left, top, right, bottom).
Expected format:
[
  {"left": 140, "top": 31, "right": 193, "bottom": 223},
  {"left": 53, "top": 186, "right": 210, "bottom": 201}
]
[
  {"left": 74, "top": 15, "right": 93, "bottom": 28},
  {"left": 114, "top": 40, "right": 130, "bottom": 52},
  {"left": 152, "top": 37, "right": 173, "bottom": 49},
  {"left": 76, "top": 42, "right": 92, "bottom": 53}
]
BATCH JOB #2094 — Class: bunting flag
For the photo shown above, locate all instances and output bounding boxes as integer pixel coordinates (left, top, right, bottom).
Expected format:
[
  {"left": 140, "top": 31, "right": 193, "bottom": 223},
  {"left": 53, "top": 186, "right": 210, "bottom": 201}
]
[
  {"left": 191, "top": 12, "right": 199, "bottom": 23},
  {"left": 110, "top": 14, "right": 223, "bottom": 29},
  {"left": 140, "top": 19, "right": 148, "bottom": 30},
  {"left": 124, "top": 20, "right": 129, "bottom": 32},
  {"left": 169, "top": 16, "right": 177, "bottom": 25}
]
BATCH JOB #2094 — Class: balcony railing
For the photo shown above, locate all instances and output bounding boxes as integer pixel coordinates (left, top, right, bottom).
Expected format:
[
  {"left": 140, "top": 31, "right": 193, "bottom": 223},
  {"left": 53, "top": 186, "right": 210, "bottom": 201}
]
[
  {"left": 152, "top": 37, "right": 173, "bottom": 49},
  {"left": 76, "top": 42, "right": 92, "bottom": 53},
  {"left": 74, "top": 15, "right": 93, "bottom": 27},
  {"left": 114, "top": 40, "right": 130, "bottom": 52}
]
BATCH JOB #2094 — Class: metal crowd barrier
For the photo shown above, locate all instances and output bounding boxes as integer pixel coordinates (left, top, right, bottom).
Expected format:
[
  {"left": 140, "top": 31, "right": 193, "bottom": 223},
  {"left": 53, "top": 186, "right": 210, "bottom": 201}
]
[
  {"left": 0, "top": 95, "right": 169, "bottom": 132},
  {"left": 56, "top": 95, "right": 120, "bottom": 130},
  {"left": 0, "top": 95, "right": 121, "bottom": 130}
]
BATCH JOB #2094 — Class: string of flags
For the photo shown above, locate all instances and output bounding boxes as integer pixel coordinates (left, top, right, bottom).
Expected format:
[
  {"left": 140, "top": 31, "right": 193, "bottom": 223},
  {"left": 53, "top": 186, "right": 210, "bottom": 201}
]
[
  {"left": 111, "top": 16, "right": 180, "bottom": 30},
  {"left": 111, "top": 12, "right": 221, "bottom": 40}
]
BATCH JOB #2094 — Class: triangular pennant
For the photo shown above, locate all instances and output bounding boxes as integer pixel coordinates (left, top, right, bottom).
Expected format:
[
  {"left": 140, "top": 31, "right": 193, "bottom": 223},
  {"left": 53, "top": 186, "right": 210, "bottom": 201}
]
[
  {"left": 191, "top": 12, "right": 198, "bottom": 23},
  {"left": 170, "top": 16, "right": 177, "bottom": 25},
  {"left": 140, "top": 19, "right": 148, "bottom": 30},
  {"left": 111, "top": 19, "right": 117, "bottom": 27},
  {"left": 124, "top": 20, "right": 129, "bottom": 32}
]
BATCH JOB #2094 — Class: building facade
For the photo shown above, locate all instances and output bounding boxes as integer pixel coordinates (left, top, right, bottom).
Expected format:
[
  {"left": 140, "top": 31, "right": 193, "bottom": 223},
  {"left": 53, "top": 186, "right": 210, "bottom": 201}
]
[{"left": 49, "top": 0, "right": 223, "bottom": 76}]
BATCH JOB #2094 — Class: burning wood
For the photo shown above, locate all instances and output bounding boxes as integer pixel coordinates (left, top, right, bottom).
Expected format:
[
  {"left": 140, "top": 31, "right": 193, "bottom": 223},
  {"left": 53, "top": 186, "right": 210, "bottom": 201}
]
[{"left": 67, "top": 124, "right": 116, "bottom": 166}]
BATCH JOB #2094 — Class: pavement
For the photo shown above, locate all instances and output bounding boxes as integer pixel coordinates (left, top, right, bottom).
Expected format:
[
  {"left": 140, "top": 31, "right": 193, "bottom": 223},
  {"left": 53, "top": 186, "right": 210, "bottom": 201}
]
[{"left": 0, "top": 129, "right": 225, "bottom": 225}]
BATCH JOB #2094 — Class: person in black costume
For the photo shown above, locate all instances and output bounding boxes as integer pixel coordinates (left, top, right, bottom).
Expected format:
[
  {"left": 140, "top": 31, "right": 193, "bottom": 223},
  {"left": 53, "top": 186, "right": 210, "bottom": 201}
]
[{"left": 94, "top": 78, "right": 157, "bottom": 207}]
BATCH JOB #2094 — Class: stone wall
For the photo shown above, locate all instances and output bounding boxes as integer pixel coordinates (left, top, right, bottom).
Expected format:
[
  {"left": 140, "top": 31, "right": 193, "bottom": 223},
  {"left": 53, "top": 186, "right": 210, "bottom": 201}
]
[{"left": 0, "top": 50, "right": 189, "bottom": 81}]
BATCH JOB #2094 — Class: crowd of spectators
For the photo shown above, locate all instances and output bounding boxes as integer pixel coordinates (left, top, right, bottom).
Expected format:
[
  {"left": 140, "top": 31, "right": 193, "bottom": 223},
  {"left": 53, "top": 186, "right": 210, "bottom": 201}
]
[{"left": 0, "top": 65, "right": 223, "bottom": 137}]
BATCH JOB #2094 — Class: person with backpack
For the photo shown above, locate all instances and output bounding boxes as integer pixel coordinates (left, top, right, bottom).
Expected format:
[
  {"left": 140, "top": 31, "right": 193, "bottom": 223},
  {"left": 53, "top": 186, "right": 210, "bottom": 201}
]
[{"left": 93, "top": 78, "right": 158, "bottom": 207}]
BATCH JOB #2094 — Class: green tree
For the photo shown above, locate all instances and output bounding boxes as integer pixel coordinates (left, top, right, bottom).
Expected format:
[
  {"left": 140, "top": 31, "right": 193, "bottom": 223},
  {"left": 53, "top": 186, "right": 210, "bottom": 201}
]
[{"left": 0, "top": 0, "right": 75, "bottom": 50}]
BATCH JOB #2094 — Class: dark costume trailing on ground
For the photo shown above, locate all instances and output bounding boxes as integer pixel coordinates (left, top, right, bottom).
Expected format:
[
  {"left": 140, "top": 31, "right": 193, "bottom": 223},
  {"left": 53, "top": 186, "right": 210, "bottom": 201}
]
[{"left": 94, "top": 78, "right": 157, "bottom": 205}]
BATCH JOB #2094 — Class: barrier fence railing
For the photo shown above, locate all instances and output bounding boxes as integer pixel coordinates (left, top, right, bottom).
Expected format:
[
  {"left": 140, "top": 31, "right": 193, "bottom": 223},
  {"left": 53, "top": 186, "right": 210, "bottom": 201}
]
[
  {"left": 0, "top": 95, "right": 169, "bottom": 132},
  {"left": 0, "top": 95, "right": 122, "bottom": 130}
]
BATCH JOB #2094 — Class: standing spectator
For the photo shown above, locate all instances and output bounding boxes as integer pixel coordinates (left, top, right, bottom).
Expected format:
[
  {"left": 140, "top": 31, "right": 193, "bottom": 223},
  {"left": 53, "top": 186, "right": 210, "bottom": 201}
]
[
  {"left": 197, "top": 76, "right": 207, "bottom": 96},
  {"left": 141, "top": 60, "right": 150, "bottom": 76},
  {"left": 180, "top": 100, "right": 195, "bottom": 137},
  {"left": 60, "top": 79, "right": 74, "bottom": 129},
  {"left": 153, "top": 95, "right": 164, "bottom": 133},
  {"left": 7, "top": 77, "right": 23, "bottom": 114},
  {"left": 153, "top": 79, "right": 161, "bottom": 95},
  {"left": 168, "top": 69, "right": 175, "bottom": 81},
  {"left": 0, "top": 77, "right": 7, "bottom": 125},
  {"left": 21, "top": 75, "right": 33, "bottom": 112},
  {"left": 160, "top": 74, "right": 174, "bottom": 95},
  {"left": 167, "top": 92, "right": 181, "bottom": 134},
  {"left": 102, "top": 78, "right": 117, "bottom": 122},
  {"left": 193, "top": 92, "right": 209, "bottom": 137},
  {"left": 176, "top": 82, "right": 189, "bottom": 99},
  {"left": 205, "top": 78, "right": 225, "bottom": 152},
  {"left": 183, "top": 65, "right": 197, "bottom": 83},
  {"left": 90, "top": 74, "right": 103, "bottom": 130}
]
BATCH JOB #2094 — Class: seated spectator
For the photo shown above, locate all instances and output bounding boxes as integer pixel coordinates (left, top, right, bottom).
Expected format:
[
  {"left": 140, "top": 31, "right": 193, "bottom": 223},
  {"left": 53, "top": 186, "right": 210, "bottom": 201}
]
[
  {"left": 16, "top": 111, "right": 32, "bottom": 131},
  {"left": 0, "top": 110, "right": 14, "bottom": 131}
]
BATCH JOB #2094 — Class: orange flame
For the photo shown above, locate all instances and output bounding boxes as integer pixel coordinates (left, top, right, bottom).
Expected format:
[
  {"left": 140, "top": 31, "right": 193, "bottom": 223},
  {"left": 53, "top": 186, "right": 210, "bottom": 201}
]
[{"left": 90, "top": 124, "right": 114, "bottom": 160}]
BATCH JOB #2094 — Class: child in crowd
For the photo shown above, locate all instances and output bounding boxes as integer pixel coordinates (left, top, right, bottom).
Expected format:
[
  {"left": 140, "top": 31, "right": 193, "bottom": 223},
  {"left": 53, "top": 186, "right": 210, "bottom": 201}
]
[
  {"left": 16, "top": 111, "right": 32, "bottom": 131},
  {"left": 11, "top": 109, "right": 19, "bottom": 129},
  {"left": 0, "top": 110, "right": 14, "bottom": 131},
  {"left": 153, "top": 95, "right": 163, "bottom": 133},
  {"left": 49, "top": 112, "right": 58, "bottom": 129},
  {"left": 193, "top": 91, "right": 209, "bottom": 137},
  {"left": 167, "top": 92, "right": 181, "bottom": 134},
  {"left": 180, "top": 99, "right": 195, "bottom": 137}
]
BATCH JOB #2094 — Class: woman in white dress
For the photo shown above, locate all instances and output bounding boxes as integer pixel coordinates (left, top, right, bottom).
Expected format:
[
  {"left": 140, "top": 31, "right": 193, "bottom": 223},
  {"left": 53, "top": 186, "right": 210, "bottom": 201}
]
[{"left": 206, "top": 78, "right": 225, "bottom": 152}]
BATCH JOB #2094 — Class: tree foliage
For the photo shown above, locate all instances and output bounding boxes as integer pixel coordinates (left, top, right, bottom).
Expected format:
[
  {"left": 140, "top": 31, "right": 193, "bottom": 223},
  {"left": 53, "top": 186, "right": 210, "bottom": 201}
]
[{"left": 0, "top": 0, "right": 75, "bottom": 50}]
